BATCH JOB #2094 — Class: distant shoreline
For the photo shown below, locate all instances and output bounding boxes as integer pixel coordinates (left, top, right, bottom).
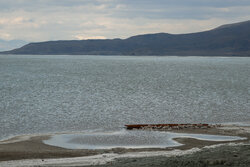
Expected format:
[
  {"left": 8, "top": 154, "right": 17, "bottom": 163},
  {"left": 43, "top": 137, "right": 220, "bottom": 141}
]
[
  {"left": 1, "top": 54, "right": 250, "bottom": 57},
  {"left": 1, "top": 20, "right": 250, "bottom": 57}
]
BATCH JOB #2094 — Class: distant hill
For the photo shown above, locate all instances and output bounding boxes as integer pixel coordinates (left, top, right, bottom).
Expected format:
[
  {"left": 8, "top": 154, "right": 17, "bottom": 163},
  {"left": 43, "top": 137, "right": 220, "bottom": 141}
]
[
  {"left": 0, "top": 39, "right": 27, "bottom": 52},
  {"left": 1, "top": 20, "right": 250, "bottom": 56}
]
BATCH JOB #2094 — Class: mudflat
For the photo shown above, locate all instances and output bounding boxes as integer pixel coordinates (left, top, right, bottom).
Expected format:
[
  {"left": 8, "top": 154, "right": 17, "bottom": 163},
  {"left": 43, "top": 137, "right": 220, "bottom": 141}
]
[
  {"left": 0, "top": 124, "right": 249, "bottom": 167},
  {"left": 89, "top": 144, "right": 250, "bottom": 167}
]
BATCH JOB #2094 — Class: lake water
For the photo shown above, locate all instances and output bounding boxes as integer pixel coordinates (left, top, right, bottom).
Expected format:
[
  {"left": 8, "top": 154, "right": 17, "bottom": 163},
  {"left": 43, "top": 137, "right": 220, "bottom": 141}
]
[
  {"left": 0, "top": 55, "right": 250, "bottom": 141},
  {"left": 43, "top": 129, "right": 245, "bottom": 149}
]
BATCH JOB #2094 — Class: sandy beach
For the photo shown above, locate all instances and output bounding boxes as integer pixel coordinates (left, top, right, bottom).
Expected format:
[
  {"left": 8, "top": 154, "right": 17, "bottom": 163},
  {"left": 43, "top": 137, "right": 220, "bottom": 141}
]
[{"left": 0, "top": 124, "right": 250, "bottom": 167}]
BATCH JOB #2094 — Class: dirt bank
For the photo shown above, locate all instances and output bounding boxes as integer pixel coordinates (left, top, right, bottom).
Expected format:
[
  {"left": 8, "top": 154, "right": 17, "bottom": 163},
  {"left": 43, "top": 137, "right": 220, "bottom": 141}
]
[{"left": 87, "top": 144, "right": 250, "bottom": 167}]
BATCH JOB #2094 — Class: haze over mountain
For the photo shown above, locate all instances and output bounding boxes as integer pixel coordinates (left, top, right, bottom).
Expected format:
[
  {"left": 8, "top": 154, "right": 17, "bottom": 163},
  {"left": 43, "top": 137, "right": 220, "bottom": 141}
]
[
  {"left": 1, "top": 20, "right": 250, "bottom": 57},
  {"left": 0, "top": 39, "right": 27, "bottom": 52}
]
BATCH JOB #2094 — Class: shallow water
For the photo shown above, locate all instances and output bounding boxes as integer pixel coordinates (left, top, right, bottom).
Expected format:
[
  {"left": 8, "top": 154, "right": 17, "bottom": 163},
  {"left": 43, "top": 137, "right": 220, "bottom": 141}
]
[
  {"left": 0, "top": 55, "right": 250, "bottom": 140},
  {"left": 43, "top": 129, "right": 245, "bottom": 149}
]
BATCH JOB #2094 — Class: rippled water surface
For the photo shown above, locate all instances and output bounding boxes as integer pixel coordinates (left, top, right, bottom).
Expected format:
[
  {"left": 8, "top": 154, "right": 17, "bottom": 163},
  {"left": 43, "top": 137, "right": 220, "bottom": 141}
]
[{"left": 0, "top": 55, "right": 249, "bottom": 140}]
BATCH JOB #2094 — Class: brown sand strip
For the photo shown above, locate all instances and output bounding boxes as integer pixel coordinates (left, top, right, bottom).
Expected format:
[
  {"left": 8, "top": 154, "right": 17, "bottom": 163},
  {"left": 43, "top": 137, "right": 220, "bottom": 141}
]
[{"left": 0, "top": 125, "right": 249, "bottom": 162}]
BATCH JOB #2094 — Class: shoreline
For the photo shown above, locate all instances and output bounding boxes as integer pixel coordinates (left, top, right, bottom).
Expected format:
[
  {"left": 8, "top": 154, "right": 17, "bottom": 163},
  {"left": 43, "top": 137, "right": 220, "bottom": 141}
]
[{"left": 0, "top": 124, "right": 250, "bottom": 166}]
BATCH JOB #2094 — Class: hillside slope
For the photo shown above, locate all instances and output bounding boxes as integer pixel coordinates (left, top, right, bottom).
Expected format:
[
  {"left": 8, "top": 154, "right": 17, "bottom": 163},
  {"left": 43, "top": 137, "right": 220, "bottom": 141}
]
[{"left": 1, "top": 20, "right": 250, "bottom": 56}]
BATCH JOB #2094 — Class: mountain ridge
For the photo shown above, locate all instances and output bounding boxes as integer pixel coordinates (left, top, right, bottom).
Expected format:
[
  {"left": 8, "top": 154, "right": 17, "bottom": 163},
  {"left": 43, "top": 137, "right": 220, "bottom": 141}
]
[{"left": 1, "top": 20, "right": 250, "bottom": 56}]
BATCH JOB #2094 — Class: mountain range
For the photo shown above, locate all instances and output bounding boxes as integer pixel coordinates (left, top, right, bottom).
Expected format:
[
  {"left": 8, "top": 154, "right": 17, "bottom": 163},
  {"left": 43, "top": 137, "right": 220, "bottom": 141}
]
[{"left": 1, "top": 20, "right": 250, "bottom": 56}]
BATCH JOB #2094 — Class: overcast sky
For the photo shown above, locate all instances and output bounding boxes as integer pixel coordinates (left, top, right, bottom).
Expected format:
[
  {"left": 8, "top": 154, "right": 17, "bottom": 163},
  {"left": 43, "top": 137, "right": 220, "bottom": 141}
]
[{"left": 1, "top": 0, "right": 250, "bottom": 42}]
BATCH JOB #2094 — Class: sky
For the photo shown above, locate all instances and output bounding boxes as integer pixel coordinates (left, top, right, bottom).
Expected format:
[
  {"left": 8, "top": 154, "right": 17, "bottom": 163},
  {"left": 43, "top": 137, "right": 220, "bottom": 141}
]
[{"left": 0, "top": 0, "right": 250, "bottom": 42}]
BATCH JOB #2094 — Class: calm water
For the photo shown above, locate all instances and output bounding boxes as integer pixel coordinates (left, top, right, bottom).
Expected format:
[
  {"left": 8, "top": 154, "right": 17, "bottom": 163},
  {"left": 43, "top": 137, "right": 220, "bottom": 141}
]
[
  {"left": 43, "top": 130, "right": 245, "bottom": 149},
  {"left": 0, "top": 55, "right": 250, "bottom": 140}
]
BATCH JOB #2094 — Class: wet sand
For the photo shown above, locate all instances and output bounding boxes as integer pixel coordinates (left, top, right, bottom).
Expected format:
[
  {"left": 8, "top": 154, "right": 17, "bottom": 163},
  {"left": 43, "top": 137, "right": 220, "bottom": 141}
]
[
  {"left": 90, "top": 144, "right": 250, "bottom": 167},
  {"left": 0, "top": 124, "right": 250, "bottom": 166}
]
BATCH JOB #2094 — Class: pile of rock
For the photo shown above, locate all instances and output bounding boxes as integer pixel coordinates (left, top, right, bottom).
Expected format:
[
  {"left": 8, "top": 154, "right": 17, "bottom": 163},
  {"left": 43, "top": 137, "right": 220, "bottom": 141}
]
[{"left": 127, "top": 124, "right": 221, "bottom": 131}]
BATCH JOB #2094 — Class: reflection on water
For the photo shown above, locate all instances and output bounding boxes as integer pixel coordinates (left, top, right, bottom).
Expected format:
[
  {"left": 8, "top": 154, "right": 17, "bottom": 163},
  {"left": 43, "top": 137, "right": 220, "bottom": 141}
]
[{"left": 43, "top": 129, "right": 245, "bottom": 149}]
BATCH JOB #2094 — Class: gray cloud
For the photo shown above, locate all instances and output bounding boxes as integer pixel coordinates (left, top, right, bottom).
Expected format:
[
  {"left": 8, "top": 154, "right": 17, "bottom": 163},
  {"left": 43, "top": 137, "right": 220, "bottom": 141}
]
[
  {"left": 110, "top": 0, "right": 250, "bottom": 19},
  {"left": 0, "top": 0, "right": 249, "bottom": 41}
]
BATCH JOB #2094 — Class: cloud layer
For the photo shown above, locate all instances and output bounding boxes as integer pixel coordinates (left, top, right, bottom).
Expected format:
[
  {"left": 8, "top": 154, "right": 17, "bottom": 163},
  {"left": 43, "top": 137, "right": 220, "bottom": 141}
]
[{"left": 0, "top": 0, "right": 250, "bottom": 41}]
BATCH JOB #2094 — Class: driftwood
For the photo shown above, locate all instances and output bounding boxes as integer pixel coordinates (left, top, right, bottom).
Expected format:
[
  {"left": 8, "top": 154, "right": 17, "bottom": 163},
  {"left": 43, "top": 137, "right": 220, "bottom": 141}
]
[{"left": 125, "top": 124, "right": 214, "bottom": 130}]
